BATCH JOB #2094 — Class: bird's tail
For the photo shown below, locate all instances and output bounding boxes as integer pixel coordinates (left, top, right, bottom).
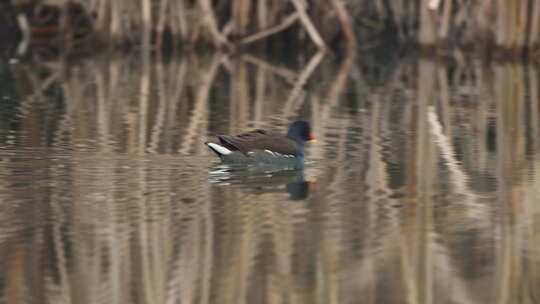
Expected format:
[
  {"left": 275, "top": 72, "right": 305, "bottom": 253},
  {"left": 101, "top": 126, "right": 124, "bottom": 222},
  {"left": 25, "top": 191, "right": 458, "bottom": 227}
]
[{"left": 205, "top": 142, "right": 232, "bottom": 157}]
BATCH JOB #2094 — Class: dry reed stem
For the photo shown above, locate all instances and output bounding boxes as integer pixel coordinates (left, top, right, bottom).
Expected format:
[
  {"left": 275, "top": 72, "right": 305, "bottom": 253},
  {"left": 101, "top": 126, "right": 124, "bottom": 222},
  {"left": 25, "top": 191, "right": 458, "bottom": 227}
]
[
  {"left": 240, "top": 12, "right": 299, "bottom": 45},
  {"left": 290, "top": 0, "right": 328, "bottom": 51},
  {"left": 428, "top": 0, "right": 441, "bottom": 10},
  {"left": 15, "top": 14, "right": 30, "bottom": 55},
  {"left": 199, "top": 0, "right": 231, "bottom": 48},
  {"left": 438, "top": 0, "right": 451, "bottom": 39},
  {"left": 221, "top": 20, "right": 234, "bottom": 36},
  {"left": 515, "top": 1, "right": 525, "bottom": 49},
  {"left": 328, "top": 0, "right": 357, "bottom": 49},
  {"left": 156, "top": 0, "right": 171, "bottom": 47},
  {"left": 419, "top": 0, "right": 437, "bottom": 45},
  {"left": 96, "top": 0, "right": 108, "bottom": 32},
  {"left": 177, "top": 0, "right": 189, "bottom": 39},
  {"left": 110, "top": 1, "right": 121, "bottom": 39},
  {"left": 530, "top": 1, "right": 540, "bottom": 48},
  {"left": 257, "top": 0, "right": 268, "bottom": 29},
  {"left": 236, "top": 0, "right": 251, "bottom": 35},
  {"left": 141, "top": 0, "right": 152, "bottom": 49},
  {"left": 496, "top": 0, "right": 508, "bottom": 47}
]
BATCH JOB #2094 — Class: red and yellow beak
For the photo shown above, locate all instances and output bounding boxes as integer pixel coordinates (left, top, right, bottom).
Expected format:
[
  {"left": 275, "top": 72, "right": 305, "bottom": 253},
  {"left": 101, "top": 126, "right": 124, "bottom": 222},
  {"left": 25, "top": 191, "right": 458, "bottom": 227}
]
[{"left": 307, "top": 135, "right": 317, "bottom": 143}]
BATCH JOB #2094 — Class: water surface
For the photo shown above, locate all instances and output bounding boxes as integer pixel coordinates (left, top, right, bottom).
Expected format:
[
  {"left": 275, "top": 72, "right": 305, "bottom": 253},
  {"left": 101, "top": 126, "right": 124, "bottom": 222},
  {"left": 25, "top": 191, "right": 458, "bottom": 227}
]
[{"left": 0, "top": 52, "right": 539, "bottom": 303}]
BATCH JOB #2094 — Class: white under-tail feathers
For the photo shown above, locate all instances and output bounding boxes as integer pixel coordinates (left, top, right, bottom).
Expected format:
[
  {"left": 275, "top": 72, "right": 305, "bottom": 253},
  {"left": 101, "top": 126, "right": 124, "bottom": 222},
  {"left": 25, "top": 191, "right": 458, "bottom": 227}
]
[
  {"left": 205, "top": 142, "right": 232, "bottom": 155},
  {"left": 206, "top": 142, "right": 295, "bottom": 158}
]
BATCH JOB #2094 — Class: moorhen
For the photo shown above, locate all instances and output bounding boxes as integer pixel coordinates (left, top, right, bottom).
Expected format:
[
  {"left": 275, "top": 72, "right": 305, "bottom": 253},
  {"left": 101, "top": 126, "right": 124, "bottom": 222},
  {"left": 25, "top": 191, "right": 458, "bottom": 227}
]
[{"left": 205, "top": 120, "right": 316, "bottom": 169}]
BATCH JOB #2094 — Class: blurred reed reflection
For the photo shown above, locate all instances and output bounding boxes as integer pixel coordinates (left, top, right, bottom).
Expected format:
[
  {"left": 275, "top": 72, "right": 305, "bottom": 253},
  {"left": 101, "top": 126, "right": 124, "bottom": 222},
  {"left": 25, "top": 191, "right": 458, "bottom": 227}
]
[{"left": 0, "top": 52, "right": 540, "bottom": 304}]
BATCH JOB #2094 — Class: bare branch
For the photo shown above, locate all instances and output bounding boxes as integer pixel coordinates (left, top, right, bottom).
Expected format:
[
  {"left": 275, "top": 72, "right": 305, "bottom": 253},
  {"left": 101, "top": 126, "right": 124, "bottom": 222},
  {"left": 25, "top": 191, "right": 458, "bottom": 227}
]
[{"left": 240, "top": 13, "right": 299, "bottom": 45}]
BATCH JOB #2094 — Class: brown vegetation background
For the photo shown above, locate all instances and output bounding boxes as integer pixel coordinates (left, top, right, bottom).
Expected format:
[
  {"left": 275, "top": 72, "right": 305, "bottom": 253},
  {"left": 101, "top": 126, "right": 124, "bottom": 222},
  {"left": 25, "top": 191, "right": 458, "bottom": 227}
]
[{"left": 4, "top": 0, "right": 540, "bottom": 53}]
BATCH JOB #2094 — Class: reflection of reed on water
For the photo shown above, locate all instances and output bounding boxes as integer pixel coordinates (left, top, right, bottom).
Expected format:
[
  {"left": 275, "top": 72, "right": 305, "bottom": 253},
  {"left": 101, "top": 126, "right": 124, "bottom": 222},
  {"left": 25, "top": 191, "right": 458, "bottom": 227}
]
[{"left": 0, "top": 52, "right": 540, "bottom": 303}]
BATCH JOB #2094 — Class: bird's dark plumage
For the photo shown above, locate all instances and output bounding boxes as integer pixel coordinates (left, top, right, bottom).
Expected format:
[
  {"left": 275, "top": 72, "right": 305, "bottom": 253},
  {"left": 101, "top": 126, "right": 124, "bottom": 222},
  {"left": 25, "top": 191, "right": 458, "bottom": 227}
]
[
  {"left": 205, "top": 120, "right": 315, "bottom": 169},
  {"left": 218, "top": 129, "right": 298, "bottom": 156}
]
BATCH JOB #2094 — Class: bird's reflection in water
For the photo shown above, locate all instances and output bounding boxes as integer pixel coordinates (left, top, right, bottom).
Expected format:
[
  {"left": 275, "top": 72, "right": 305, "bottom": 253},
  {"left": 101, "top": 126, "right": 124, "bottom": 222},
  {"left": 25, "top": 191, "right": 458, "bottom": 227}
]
[{"left": 208, "top": 164, "right": 313, "bottom": 200}]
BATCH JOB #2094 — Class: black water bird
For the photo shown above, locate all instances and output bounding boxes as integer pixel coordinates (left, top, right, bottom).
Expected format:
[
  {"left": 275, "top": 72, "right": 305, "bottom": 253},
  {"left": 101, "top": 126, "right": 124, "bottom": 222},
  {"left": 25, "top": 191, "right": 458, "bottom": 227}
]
[{"left": 205, "top": 120, "right": 316, "bottom": 169}]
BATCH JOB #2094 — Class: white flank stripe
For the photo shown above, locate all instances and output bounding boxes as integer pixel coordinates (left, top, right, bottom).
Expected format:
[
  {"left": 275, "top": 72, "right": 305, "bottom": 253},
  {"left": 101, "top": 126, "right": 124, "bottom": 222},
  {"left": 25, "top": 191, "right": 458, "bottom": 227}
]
[
  {"left": 207, "top": 143, "right": 232, "bottom": 155},
  {"left": 264, "top": 150, "right": 275, "bottom": 156}
]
